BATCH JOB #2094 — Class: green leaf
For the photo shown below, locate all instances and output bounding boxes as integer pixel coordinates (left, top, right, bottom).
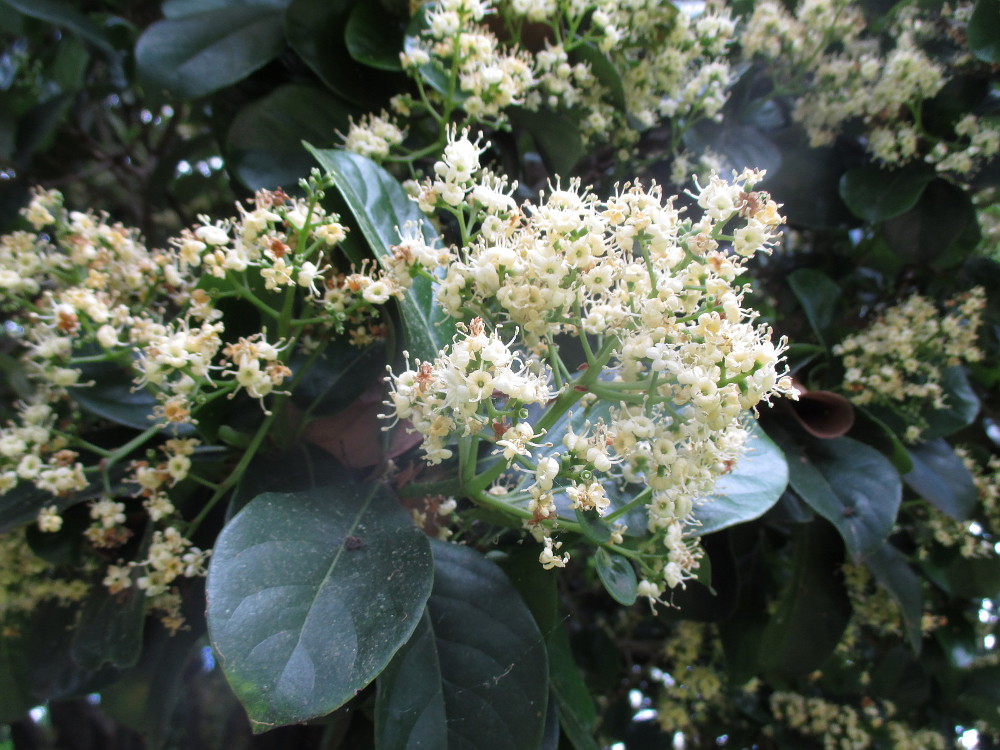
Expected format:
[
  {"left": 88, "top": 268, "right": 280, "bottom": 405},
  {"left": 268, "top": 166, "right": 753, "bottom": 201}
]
[
  {"left": 162, "top": 0, "right": 289, "bottom": 17},
  {"left": 308, "top": 146, "right": 454, "bottom": 363},
  {"left": 787, "top": 269, "right": 840, "bottom": 348},
  {"left": 758, "top": 522, "right": 851, "bottom": 681},
  {"left": 135, "top": 6, "right": 287, "bottom": 98},
  {"left": 683, "top": 121, "right": 782, "bottom": 175},
  {"left": 69, "top": 371, "right": 193, "bottom": 435},
  {"left": 287, "top": 0, "right": 399, "bottom": 108},
  {"left": 594, "top": 547, "right": 637, "bottom": 605},
  {"left": 291, "top": 338, "right": 386, "bottom": 414},
  {"left": 838, "top": 163, "right": 935, "bottom": 222},
  {"left": 921, "top": 365, "right": 980, "bottom": 439},
  {"left": 904, "top": 439, "right": 977, "bottom": 520},
  {"left": 206, "top": 483, "right": 433, "bottom": 729},
  {"left": 574, "top": 506, "right": 612, "bottom": 544},
  {"left": 762, "top": 134, "right": 852, "bottom": 229},
  {"left": 883, "top": 179, "right": 981, "bottom": 269},
  {"left": 546, "top": 625, "right": 601, "bottom": 750},
  {"left": 852, "top": 405, "right": 914, "bottom": 474},
  {"left": 71, "top": 563, "right": 147, "bottom": 670},
  {"left": 345, "top": 2, "right": 404, "bottom": 71},
  {"left": 0, "top": 601, "right": 118, "bottom": 721},
  {"left": 226, "top": 83, "right": 355, "bottom": 190},
  {"left": 508, "top": 107, "right": 585, "bottom": 177},
  {"left": 959, "top": 665, "right": 1000, "bottom": 730},
  {"left": 375, "top": 540, "right": 549, "bottom": 750},
  {"left": 498, "top": 548, "right": 600, "bottom": 750},
  {"left": 568, "top": 44, "right": 625, "bottom": 109},
  {"left": 692, "top": 423, "right": 789, "bottom": 536},
  {"left": 969, "top": 0, "right": 1000, "bottom": 63},
  {"left": 101, "top": 623, "right": 205, "bottom": 744},
  {"left": 773, "top": 428, "right": 902, "bottom": 561},
  {"left": 4, "top": 0, "right": 116, "bottom": 57},
  {"left": 866, "top": 542, "right": 923, "bottom": 654}
]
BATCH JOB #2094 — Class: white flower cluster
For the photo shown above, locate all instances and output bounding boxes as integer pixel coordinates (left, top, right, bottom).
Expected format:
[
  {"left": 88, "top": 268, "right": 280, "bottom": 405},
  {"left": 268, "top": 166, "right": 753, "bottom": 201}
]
[
  {"left": 403, "top": 0, "right": 534, "bottom": 121},
  {"left": 743, "top": 0, "right": 997, "bottom": 174},
  {"left": 833, "top": 288, "right": 985, "bottom": 441},
  {"left": 0, "top": 177, "right": 405, "bottom": 628},
  {"left": 385, "top": 128, "right": 796, "bottom": 596}
]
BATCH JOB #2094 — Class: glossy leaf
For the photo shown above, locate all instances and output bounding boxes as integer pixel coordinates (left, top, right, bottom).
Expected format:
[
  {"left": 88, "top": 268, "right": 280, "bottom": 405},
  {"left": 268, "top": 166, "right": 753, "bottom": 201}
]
[
  {"left": 969, "top": 0, "right": 1000, "bottom": 63},
  {"left": 547, "top": 624, "right": 601, "bottom": 750},
  {"left": 135, "top": 6, "right": 287, "bottom": 98},
  {"left": 345, "top": 1, "right": 404, "bottom": 71},
  {"left": 71, "top": 563, "right": 147, "bottom": 670},
  {"left": 69, "top": 369, "right": 193, "bottom": 435},
  {"left": 568, "top": 44, "right": 625, "bottom": 109},
  {"left": 852, "top": 405, "right": 914, "bottom": 474},
  {"left": 683, "top": 121, "right": 781, "bottom": 176},
  {"left": 921, "top": 365, "right": 980, "bottom": 439},
  {"left": 866, "top": 542, "right": 923, "bottom": 654},
  {"left": 838, "top": 163, "right": 935, "bottom": 222},
  {"left": 774, "top": 428, "right": 902, "bottom": 561},
  {"left": 4, "top": 0, "right": 116, "bottom": 56},
  {"left": 758, "top": 522, "right": 851, "bottom": 681},
  {"left": 904, "top": 439, "right": 977, "bottom": 520},
  {"left": 509, "top": 107, "right": 585, "bottom": 177},
  {"left": 594, "top": 548, "right": 637, "bottom": 605},
  {"left": 287, "top": 0, "right": 399, "bottom": 108},
  {"left": 206, "top": 483, "right": 433, "bottom": 729},
  {"left": 375, "top": 540, "right": 549, "bottom": 750},
  {"left": 692, "top": 423, "right": 789, "bottom": 536},
  {"left": 787, "top": 269, "right": 840, "bottom": 348},
  {"left": 163, "top": 0, "right": 289, "bottom": 17},
  {"left": 883, "top": 179, "right": 981, "bottom": 269},
  {"left": 226, "top": 83, "right": 355, "bottom": 190},
  {"left": 309, "top": 146, "right": 454, "bottom": 363},
  {"left": 575, "top": 506, "right": 612, "bottom": 544}
]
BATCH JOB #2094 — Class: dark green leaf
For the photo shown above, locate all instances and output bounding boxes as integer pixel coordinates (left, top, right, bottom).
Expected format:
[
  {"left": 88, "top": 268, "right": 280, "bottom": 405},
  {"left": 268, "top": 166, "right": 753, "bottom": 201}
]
[
  {"left": 852, "top": 405, "right": 914, "bottom": 474},
  {"left": 758, "top": 522, "right": 851, "bottom": 681},
  {"left": 762, "top": 134, "right": 852, "bottom": 229},
  {"left": 70, "top": 563, "right": 147, "bottom": 670},
  {"left": 883, "top": 179, "right": 980, "bottom": 269},
  {"left": 960, "top": 665, "right": 1000, "bottom": 730},
  {"left": 568, "top": 44, "right": 625, "bottom": 109},
  {"left": 345, "top": 2, "right": 404, "bottom": 71},
  {"left": 772, "top": 428, "right": 902, "bottom": 561},
  {"left": 226, "top": 83, "right": 355, "bottom": 190},
  {"left": 594, "top": 547, "right": 637, "bottom": 605},
  {"left": 375, "top": 540, "right": 549, "bottom": 750},
  {"left": 0, "top": 465, "right": 128, "bottom": 534},
  {"left": 683, "top": 120, "right": 782, "bottom": 175},
  {"left": 163, "top": 0, "right": 289, "bottom": 17},
  {"left": 0, "top": 601, "right": 119, "bottom": 721},
  {"left": 4, "top": 0, "right": 116, "bottom": 57},
  {"left": 206, "top": 483, "right": 433, "bottom": 729},
  {"left": 498, "top": 548, "right": 600, "bottom": 750},
  {"left": 508, "top": 107, "right": 585, "bottom": 177},
  {"left": 921, "top": 365, "right": 980, "bottom": 439},
  {"left": 575, "top": 506, "right": 612, "bottom": 544},
  {"left": 135, "top": 6, "right": 287, "bottom": 98},
  {"left": 692, "top": 423, "right": 789, "bottom": 536},
  {"left": 866, "top": 542, "right": 923, "bottom": 653},
  {"left": 904, "top": 439, "right": 977, "bottom": 520},
  {"left": 546, "top": 624, "right": 601, "bottom": 750},
  {"left": 101, "top": 623, "right": 205, "bottom": 744},
  {"left": 291, "top": 339, "right": 385, "bottom": 415},
  {"left": 308, "top": 146, "right": 454, "bottom": 362},
  {"left": 287, "top": 0, "right": 399, "bottom": 108},
  {"left": 70, "top": 372, "right": 192, "bottom": 435},
  {"left": 787, "top": 269, "right": 839, "bottom": 348},
  {"left": 969, "top": 0, "right": 1000, "bottom": 63},
  {"left": 838, "top": 163, "right": 935, "bottom": 222}
]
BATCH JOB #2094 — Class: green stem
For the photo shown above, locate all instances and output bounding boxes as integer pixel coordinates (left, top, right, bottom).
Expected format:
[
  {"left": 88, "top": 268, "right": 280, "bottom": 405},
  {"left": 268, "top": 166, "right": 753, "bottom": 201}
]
[{"left": 397, "top": 477, "right": 465, "bottom": 498}]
